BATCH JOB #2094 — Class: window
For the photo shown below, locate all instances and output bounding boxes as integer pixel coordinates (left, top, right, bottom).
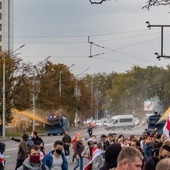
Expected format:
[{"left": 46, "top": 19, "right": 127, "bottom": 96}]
[
  {"left": 0, "top": 13, "right": 2, "bottom": 20},
  {"left": 0, "top": 35, "right": 2, "bottom": 42},
  {"left": 113, "top": 119, "right": 118, "bottom": 124},
  {"left": 0, "top": 24, "right": 2, "bottom": 31},
  {"left": 119, "top": 118, "right": 133, "bottom": 123},
  {"left": 0, "top": 2, "right": 2, "bottom": 9}
]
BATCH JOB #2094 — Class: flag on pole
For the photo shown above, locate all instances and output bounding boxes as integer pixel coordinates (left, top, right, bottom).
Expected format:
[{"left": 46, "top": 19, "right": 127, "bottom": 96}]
[
  {"left": 157, "top": 107, "right": 170, "bottom": 123},
  {"left": 163, "top": 115, "right": 170, "bottom": 138}
]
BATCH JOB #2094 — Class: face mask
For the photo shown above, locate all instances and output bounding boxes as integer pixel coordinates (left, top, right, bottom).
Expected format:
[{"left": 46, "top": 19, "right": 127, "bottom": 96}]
[
  {"left": 40, "top": 147, "right": 44, "bottom": 150},
  {"left": 30, "top": 155, "right": 40, "bottom": 164},
  {"left": 56, "top": 149, "right": 62, "bottom": 155}
]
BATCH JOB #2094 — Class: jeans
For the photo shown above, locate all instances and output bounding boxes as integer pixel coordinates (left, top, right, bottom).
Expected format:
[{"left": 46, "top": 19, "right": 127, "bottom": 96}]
[
  {"left": 73, "top": 156, "right": 83, "bottom": 170},
  {"left": 64, "top": 146, "right": 70, "bottom": 156}
]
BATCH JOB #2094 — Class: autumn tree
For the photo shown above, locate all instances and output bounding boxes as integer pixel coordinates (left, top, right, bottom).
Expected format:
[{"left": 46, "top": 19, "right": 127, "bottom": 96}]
[{"left": 0, "top": 52, "right": 32, "bottom": 123}]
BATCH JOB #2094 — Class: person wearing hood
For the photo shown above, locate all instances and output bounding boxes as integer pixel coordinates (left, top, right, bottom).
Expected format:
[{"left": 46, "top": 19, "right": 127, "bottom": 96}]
[
  {"left": 100, "top": 143, "right": 122, "bottom": 170},
  {"left": 0, "top": 142, "right": 6, "bottom": 170},
  {"left": 42, "top": 140, "right": 68, "bottom": 170},
  {"left": 14, "top": 132, "right": 29, "bottom": 170},
  {"left": 17, "top": 145, "right": 48, "bottom": 170}
]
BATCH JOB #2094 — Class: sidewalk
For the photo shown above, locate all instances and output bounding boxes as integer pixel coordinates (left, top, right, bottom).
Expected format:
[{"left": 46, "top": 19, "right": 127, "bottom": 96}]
[{"left": 0, "top": 126, "right": 86, "bottom": 141}]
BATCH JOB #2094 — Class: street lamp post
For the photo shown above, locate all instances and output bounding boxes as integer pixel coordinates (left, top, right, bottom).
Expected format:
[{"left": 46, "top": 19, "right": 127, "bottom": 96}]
[
  {"left": 32, "top": 56, "right": 51, "bottom": 131},
  {"left": 2, "top": 44, "right": 25, "bottom": 138},
  {"left": 75, "top": 68, "right": 89, "bottom": 126}
]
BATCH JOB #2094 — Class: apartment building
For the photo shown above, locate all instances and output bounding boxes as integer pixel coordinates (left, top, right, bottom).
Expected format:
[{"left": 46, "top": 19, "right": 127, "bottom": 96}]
[{"left": 0, "top": 0, "right": 13, "bottom": 52}]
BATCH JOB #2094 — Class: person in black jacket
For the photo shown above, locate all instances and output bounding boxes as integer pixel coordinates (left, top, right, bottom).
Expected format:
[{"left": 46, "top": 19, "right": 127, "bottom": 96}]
[
  {"left": 62, "top": 131, "right": 71, "bottom": 158},
  {"left": 100, "top": 143, "right": 122, "bottom": 170},
  {"left": 31, "top": 131, "right": 43, "bottom": 145}
]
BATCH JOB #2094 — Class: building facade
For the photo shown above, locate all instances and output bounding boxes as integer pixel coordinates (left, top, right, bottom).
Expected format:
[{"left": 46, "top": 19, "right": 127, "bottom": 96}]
[{"left": 0, "top": 0, "right": 13, "bottom": 52}]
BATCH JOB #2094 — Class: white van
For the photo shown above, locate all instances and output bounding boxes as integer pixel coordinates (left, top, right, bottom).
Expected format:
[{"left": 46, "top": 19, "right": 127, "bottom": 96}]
[{"left": 104, "top": 115, "right": 135, "bottom": 130}]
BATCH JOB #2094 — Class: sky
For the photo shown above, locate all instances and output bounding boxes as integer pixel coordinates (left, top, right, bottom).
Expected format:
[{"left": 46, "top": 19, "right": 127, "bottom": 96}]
[{"left": 13, "top": 0, "right": 170, "bottom": 76}]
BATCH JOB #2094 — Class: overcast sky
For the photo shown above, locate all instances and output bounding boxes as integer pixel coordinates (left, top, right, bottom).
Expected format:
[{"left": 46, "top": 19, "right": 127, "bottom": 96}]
[{"left": 14, "top": 0, "right": 170, "bottom": 75}]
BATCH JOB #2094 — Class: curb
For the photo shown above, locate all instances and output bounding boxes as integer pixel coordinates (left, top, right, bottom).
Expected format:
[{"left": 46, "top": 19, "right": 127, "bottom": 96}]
[{"left": 0, "top": 127, "right": 86, "bottom": 142}]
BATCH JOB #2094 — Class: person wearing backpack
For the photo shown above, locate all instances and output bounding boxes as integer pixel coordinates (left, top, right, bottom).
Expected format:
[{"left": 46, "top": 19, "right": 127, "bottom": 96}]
[{"left": 17, "top": 145, "right": 49, "bottom": 170}]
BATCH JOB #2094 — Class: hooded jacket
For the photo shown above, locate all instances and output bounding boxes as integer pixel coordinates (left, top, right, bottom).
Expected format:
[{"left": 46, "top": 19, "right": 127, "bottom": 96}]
[
  {"left": 42, "top": 151, "right": 68, "bottom": 170},
  {"left": 17, "top": 157, "right": 49, "bottom": 170},
  {"left": 100, "top": 143, "right": 122, "bottom": 170}
]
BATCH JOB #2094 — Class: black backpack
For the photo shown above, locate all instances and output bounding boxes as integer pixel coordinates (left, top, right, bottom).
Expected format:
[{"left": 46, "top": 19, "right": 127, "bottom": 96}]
[{"left": 23, "top": 164, "right": 46, "bottom": 170}]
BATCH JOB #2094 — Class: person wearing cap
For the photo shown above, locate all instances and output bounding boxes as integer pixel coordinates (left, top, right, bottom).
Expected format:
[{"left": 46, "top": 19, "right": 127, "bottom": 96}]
[
  {"left": 14, "top": 132, "right": 29, "bottom": 170},
  {"left": 81, "top": 138, "right": 97, "bottom": 161}
]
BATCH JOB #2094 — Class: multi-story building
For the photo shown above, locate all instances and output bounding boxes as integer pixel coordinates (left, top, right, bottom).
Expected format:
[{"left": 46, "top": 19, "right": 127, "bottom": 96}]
[{"left": 0, "top": 0, "right": 13, "bottom": 52}]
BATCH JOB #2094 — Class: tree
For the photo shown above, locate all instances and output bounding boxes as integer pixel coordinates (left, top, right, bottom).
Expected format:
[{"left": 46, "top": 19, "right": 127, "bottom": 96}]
[{"left": 0, "top": 52, "right": 32, "bottom": 123}]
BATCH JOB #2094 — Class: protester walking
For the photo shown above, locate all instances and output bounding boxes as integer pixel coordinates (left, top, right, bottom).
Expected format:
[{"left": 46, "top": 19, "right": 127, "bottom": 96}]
[
  {"left": 83, "top": 142, "right": 104, "bottom": 170},
  {"left": 42, "top": 140, "right": 68, "bottom": 170},
  {"left": 14, "top": 132, "right": 29, "bottom": 170},
  {"left": 17, "top": 145, "right": 48, "bottom": 170},
  {"left": 31, "top": 131, "right": 43, "bottom": 146},
  {"left": 73, "top": 133, "right": 84, "bottom": 170},
  {"left": 62, "top": 131, "right": 72, "bottom": 158}
]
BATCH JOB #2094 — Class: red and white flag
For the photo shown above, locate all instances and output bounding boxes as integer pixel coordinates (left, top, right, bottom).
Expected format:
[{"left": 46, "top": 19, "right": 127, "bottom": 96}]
[{"left": 163, "top": 115, "right": 170, "bottom": 138}]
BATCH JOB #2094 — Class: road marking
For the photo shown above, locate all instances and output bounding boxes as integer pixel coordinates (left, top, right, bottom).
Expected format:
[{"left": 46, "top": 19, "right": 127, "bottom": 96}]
[
  {"left": 5, "top": 155, "right": 10, "bottom": 158},
  {"left": 6, "top": 148, "right": 18, "bottom": 151}
]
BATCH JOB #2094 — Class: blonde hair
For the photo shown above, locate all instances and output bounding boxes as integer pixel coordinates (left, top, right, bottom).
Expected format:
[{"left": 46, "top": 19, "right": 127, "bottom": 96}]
[
  {"left": 156, "top": 158, "right": 170, "bottom": 170},
  {"left": 117, "top": 146, "right": 143, "bottom": 165}
]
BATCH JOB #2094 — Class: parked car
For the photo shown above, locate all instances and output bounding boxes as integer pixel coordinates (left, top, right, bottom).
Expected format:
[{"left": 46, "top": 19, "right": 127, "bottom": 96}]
[{"left": 95, "top": 119, "right": 104, "bottom": 127}]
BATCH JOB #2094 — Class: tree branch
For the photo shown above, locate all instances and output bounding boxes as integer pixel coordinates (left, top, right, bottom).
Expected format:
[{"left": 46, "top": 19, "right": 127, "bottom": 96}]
[
  {"left": 143, "top": 0, "right": 170, "bottom": 10},
  {"left": 89, "top": 0, "right": 107, "bottom": 4}
]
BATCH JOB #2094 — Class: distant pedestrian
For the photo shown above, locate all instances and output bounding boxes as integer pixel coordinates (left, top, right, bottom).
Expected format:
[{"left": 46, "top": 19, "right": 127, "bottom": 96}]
[
  {"left": 87, "top": 123, "right": 93, "bottom": 137},
  {"left": 42, "top": 140, "right": 68, "bottom": 170},
  {"left": 17, "top": 145, "right": 48, "bottom": 170},
  {"left": 62, "top": 131, "right": 71, "bottom": 158},
  {"left": 31, "top": 131, "right": 43, "bottom": 145}
]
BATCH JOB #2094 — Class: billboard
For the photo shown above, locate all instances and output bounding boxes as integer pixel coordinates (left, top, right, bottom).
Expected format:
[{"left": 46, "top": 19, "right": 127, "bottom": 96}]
[{"left": 144, "top": 100, "right": 154, "bottom": 111}]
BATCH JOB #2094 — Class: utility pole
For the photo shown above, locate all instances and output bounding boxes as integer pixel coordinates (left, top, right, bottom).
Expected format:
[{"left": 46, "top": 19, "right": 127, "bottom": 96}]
[
  {"left": 146, "top": 21, "right": 170, "bottom": 60},
  {"left": 32, "top": 56, "right": 51, "bottom": 131}
]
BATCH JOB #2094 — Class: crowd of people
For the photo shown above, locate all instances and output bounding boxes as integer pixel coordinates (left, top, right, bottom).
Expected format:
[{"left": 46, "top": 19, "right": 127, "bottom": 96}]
[{"left": 0, "top": 127, "right": 170, "bottom": 170}]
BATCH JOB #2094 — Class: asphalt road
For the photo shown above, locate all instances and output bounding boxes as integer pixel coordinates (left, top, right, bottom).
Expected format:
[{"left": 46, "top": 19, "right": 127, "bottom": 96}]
[{"left": 3, "top": 124, "right": 147, "bottom": 170}]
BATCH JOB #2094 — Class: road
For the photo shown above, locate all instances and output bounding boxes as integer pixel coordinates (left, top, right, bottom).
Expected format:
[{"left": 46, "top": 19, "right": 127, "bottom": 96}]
[{"left": 4, "top": 124, "right": 147, "bottom": 170}]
